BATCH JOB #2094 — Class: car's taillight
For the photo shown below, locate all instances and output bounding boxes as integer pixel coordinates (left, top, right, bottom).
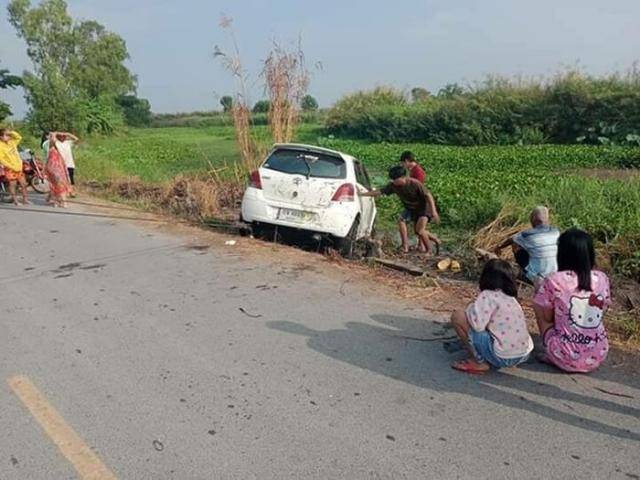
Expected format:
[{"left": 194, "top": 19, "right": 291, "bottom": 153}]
[
  {"left": 331, "top": 183, "right": 355, "bottom": 202},
  {"left": 249, "top": 170, "right": 262, "bottom": 189}
]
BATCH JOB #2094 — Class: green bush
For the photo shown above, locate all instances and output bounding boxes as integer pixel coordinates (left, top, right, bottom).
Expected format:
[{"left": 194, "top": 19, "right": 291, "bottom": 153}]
[
  {"left": 252, "top": 100, "right": 271, "bottom": 114},
  {"left": 326, "top": 71, "right": 640, "bottom": 145},
  {"left": 79, "top": 98, "right": 125, "bottom": 135},
  {"left": 301, "top": 94, "right": 319, "bottom": 112},
  {"left": 117, "top": 95, "right": 152, "bottom": 127}
]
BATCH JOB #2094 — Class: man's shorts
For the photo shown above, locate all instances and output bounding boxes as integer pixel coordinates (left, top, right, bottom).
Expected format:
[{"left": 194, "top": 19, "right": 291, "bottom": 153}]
[{"left": 399, "top": 208, "right": 431, "bottom": 224}]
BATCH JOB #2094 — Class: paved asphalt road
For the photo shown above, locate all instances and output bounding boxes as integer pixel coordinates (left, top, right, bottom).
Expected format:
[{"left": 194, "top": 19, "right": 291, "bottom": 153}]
[{"left": 0, "top": 197, "right": 638, "bottom": 480}]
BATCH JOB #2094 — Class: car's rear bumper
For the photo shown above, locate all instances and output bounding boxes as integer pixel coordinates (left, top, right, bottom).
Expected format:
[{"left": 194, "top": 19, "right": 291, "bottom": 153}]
[{"left": 241, "top": 187, "right": 357, "bottom": 238}]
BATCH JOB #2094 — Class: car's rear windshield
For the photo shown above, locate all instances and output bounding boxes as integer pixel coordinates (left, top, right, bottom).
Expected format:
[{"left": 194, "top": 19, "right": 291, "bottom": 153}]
[{"left": 263, "top": 149, "right": 346, "bottom": 179}]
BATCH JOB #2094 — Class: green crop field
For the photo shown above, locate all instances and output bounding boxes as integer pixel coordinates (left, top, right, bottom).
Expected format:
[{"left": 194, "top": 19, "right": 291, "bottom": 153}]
[
  {"left": 72, "top": 125, "right": 640, "bottom": 278},
  {"left": 75, "top": 126, "right": 240, "bottom": 183},
  {"left": 74, "top": 125, "right": 323, "bottom": 183},
  {"left": 320, "top": 140, "right": 640, "bottom": 232},
  {"left": 319, "top": 139, "right": 640, "bottom": 278}
]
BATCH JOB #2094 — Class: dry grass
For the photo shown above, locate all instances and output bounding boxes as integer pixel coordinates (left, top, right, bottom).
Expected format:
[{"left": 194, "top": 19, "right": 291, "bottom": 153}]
[
  {"left": 471, "top": 206, "right": 527, "bottom": 259},
  {"left": 231, "top": 104, "right": 257, "bottom": 170},
  {"left": 608, "top": 310, "right": 640, "bottom": 348},
  {"left": 215, "top": 16, "right": 312, "bottom": 153},
  {"left": 214, "top": 15, "right": 261, "bottom": 170},
  {"left": 262, "top": 41, "right": 310, "bottom": 143},
  {"left": 103, "top": 174, "right": 244, "bottom": 222}
]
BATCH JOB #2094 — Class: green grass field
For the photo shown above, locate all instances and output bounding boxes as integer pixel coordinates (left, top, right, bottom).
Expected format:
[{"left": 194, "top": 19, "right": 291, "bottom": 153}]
[
  {"left": 72, "top": 125, "right": 640, "bottom": 279},
  {"left": 75, "top": 125, "right": 323, "bottom": 183},
  {"left": 76, "top": 127, "right": 239, "bottom": 183}
]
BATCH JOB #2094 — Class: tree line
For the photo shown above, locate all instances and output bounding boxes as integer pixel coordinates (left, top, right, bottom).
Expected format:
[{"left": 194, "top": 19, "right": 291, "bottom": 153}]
[
  {"left": 1, "top": 0, "right": 151, "bottom": 133},
  {"left": 219, "top": 95, "right": 319, "bottom": 114},
  {"left": 326, "top": 71, "right": 640, "bottom": 146}
]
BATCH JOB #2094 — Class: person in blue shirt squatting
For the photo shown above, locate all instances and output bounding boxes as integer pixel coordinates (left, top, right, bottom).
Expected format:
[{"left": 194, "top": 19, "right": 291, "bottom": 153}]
[{"left": 494, "top": 206, "right": 560, "bottom": 287}]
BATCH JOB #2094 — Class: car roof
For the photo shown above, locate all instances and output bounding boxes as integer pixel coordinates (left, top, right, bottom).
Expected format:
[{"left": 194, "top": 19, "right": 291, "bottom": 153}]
[{"left": 271, "top": 143, "right": 355, "bottom": 162}]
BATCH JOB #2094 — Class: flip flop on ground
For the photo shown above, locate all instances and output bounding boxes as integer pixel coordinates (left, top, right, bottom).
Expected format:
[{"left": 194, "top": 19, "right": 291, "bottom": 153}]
[{"left": 451, "top": 359, "right": 490, "bottom": 375}]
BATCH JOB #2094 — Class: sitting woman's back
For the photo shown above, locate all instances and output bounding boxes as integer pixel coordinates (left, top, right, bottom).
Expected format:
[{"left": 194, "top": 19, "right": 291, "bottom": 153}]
[{"left": 533, "top": 229, "right": 611, "bottom": 373}]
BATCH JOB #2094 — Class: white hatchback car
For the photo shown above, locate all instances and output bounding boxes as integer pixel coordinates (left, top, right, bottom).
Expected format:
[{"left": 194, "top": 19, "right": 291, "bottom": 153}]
[{"left": 241, "top": 143, "right": 377, "bottom": 254}]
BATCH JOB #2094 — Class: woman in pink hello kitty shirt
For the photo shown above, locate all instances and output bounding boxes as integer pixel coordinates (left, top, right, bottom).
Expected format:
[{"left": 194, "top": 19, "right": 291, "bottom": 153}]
[{"left": 533, "top": 228, "right": 611, "bottom": 373}]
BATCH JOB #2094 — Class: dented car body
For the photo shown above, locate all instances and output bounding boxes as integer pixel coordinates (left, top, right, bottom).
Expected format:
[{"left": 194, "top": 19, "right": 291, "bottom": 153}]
[{"left": 241, "top": 144, "right": 377, "bottom": 246}]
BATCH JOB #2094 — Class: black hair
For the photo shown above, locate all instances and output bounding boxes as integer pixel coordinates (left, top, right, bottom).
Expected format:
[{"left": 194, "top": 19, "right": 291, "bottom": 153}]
[
  {"left": 557, "top": 228, "right": 594, "bottom": 291},
  {"left": 388, "top": 165, "right": 407, "bottom": 180},
  {"left": 400, "top": 150, "right": 415, "bottom": 163},
  {"left": 0, "top": 128, "right": 8, "bottom": 137},
  {"left": 479, "top": 259, "right": 518, "bottom": 298},
  {"left": 41, "top": 131, "right": 49, "bottom": 146}
]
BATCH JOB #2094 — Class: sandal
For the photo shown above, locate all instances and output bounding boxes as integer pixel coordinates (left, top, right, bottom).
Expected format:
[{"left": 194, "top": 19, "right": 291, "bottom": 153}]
[{"left": 452, "top": 359, "right": 489, "bottom": 375}]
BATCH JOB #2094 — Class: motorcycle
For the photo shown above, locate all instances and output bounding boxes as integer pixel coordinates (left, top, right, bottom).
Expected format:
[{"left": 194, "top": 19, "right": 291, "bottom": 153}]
[
  {"left": 20, "top": 148, "right": 50, "bottom": 193},
  {"left": 0, "top": 148, "right": 50, "bottom": 201}
]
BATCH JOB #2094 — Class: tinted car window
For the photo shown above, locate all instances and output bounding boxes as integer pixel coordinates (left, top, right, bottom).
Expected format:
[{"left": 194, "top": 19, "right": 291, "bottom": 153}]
[
  {"left": 354, "top": 160, "right": 372, "bottom": 190},
  {"left": 263, "top": 149, "right": 346, "bottom": 179}
]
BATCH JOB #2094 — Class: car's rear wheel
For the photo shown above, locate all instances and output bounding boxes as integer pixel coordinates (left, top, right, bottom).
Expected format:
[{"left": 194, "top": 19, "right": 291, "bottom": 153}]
[{"left": 335, "top": 217, "right": 360, "bottom": 258}]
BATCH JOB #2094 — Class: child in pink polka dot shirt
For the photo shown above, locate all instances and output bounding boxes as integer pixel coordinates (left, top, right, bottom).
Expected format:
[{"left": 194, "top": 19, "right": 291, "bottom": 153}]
[{"left": 451, "top": 259, "right": 534, "bottom": 374}]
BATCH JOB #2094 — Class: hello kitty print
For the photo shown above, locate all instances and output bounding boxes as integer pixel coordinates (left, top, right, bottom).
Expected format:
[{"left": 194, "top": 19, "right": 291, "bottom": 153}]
[
  {"left": 569, "top": 294, "right": 605, "bottom": 329},
  {"left": 534, "top": 271, "right": 611, "bottom": 373}
]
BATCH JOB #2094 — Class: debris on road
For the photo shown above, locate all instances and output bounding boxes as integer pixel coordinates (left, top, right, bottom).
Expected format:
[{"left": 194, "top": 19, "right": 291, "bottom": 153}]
[
  {"left": 152, "top": 440, "right": 164, "bottom": 452},
  {"left": 437, "top": 258, "right": 452, "bottom": 271},
  {"left": 239, "top": 307, "right": 262, "bottom": 318},
  {"left": 593, "top": 387, "right": 635, "bottom": 399},
  {"left": 373, "top": 258, "right": 425, "bottom": 277}
]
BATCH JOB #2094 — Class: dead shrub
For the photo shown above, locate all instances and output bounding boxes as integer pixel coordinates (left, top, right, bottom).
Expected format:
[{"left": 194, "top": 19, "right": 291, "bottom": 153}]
[
  {"left": 262, "top": 41, "right": 310, "bottom": 143},
  {"left": 102, "top": 174, "right": 244, "bottom": 222},
  {"left": 471, "top": 206, "right": 528, "bottom": 259},
  {"left": 214, "top": 15, "right": 259, "bottom": 170},
  {"left": 161, "top": 176, "right": 221, "bottom": 219}
]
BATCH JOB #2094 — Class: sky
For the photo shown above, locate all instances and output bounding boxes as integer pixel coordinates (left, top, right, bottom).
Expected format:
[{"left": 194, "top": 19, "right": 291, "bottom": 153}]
[{"left": 1, "top": 0, "right": 639, "bottom": 117}]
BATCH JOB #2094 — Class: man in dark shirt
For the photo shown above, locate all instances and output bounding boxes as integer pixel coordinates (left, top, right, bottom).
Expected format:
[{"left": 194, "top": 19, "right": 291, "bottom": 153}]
[
  {"left": 360, "top": 166, "right": 441, "bottom": 255},
  {"left": 400, "top": 150, "right": 428, "bottom": 251}
]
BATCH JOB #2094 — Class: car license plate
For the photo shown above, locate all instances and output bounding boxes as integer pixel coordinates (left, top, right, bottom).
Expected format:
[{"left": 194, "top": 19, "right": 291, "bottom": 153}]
[{"left": 278, "top": 208, "right": 312, "bottom": 222}]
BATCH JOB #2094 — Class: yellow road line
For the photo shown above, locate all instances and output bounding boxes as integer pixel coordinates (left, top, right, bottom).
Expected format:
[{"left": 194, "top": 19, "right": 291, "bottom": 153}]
[{"left": 7, "top": 375, "right": 117, "bottom": 480}]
